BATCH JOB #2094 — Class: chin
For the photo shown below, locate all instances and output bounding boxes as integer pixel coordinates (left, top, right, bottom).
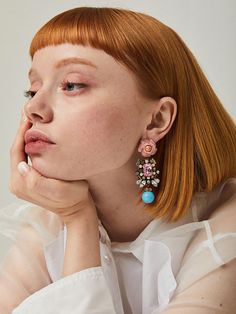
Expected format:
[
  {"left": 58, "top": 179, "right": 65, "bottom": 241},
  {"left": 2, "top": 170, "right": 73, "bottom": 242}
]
[
  {"left": 30, "top": 157, "right": 80, "bottom": 181},
  {"left": 30, "top": 158, "right": 61, "bottom": 179}
]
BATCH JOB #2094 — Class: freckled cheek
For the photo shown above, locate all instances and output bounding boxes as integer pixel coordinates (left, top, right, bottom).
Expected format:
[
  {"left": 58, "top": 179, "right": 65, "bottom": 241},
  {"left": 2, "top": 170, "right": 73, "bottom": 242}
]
[{"left": 77, "top": 108, "right": 127, "bottom": 153}]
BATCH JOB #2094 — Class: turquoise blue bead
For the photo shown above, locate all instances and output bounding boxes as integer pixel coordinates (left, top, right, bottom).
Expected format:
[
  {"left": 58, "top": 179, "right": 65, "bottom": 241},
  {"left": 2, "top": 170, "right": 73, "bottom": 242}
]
[{"left": 142, "top": 191, "right": 155, "bottom": 203}]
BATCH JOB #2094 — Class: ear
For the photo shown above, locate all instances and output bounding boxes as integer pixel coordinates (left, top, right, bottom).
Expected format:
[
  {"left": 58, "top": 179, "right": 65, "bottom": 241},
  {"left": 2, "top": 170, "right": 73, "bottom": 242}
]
[{"left": 142, "top": 97, "right": 177, "bottom": 143}]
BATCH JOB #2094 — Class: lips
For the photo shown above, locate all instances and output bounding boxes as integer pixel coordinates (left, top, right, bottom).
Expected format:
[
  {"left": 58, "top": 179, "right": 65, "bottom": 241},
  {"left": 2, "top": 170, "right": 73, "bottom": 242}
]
[{"left": 24, "top": 130, "right": 55, "bottom": 145}]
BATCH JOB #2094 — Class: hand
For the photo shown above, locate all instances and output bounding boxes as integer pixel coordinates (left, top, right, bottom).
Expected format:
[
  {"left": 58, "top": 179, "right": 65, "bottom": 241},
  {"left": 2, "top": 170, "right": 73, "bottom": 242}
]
[{"left": 9, "top": 113, "right": 98, "bottom": 225}]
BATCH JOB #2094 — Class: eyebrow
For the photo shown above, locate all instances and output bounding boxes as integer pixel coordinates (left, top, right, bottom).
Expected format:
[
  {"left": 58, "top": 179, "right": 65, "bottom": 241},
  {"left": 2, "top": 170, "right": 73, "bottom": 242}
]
[{"left": 28, "top": 57, "right": 97, "bottom": 78}]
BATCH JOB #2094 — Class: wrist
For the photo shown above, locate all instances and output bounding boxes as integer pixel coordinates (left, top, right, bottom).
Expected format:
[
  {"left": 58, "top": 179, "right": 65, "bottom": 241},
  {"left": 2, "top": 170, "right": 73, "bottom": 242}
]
[
  {"left": 64, "top": 204, "right": 99, "bottom": 229},
  {"left": 62, "top": 205, "right": 101, "bottom": 277}
]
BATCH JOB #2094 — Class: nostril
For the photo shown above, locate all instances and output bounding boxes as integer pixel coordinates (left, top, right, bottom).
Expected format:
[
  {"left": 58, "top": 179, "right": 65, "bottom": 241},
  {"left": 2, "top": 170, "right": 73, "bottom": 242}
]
[
  {"left": 31, "top": 113, "right": 44, "bottom": 120},
  {"left": 26, "top": 106, "right": 53, "bottom": 123}
]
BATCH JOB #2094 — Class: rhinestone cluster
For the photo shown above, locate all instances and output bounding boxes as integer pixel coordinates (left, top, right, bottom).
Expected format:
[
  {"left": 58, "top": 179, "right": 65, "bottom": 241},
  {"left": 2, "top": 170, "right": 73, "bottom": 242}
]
[{"left": 135, "top": 158, "right": 160, "bottom": 191}]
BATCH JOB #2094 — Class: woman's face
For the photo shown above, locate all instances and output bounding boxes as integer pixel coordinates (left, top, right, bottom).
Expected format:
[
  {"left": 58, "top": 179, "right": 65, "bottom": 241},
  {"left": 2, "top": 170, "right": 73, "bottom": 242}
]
[{"left": 24, "top": 44, "right": 150, "bottom": 180}]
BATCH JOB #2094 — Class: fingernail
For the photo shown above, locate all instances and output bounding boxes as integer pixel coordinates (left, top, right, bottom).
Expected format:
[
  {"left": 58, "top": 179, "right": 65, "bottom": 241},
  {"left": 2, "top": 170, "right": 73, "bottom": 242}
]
[{"left": 17, "top": 161, "right": 30, "bottom": 176}]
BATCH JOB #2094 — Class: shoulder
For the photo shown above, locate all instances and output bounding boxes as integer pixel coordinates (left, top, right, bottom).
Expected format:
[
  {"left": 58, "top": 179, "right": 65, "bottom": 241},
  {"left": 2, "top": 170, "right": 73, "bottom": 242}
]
[
  {"left": 182, "top": 178, "right": 236, "bottom": 262},
  {"left": 163, "top": 258, "right": 236, "bottom": 313},
  {"left": 163, "top": 179, "right": 236, "bottom": 313},
  {"left": 209, "top": 178, "right": 236, "bottom": 230}
]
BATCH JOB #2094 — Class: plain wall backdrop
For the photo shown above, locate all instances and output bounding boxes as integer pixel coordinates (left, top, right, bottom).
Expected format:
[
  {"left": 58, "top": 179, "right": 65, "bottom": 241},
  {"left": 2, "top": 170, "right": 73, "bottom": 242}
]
[{"left": 0, "top": 0, "right": 235, "bottom": 207}]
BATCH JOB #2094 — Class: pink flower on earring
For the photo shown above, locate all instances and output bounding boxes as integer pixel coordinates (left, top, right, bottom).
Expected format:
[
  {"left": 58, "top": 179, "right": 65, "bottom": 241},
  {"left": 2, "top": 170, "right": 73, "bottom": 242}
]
[{"left": 138, "top": 138, "right": 157, "bottom": 157}]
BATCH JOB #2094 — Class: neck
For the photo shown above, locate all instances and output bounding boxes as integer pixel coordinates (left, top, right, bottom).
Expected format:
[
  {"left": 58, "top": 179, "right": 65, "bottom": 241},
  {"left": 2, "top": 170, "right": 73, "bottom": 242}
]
[{"left": 87, "top": 153, "right": 154, "bottom": 242}]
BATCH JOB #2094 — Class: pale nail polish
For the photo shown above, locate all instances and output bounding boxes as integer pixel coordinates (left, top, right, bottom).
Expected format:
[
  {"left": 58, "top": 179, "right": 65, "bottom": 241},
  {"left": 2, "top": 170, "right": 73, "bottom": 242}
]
[{"left": 17, "top": 161, "right": 29, "bottom": 175}]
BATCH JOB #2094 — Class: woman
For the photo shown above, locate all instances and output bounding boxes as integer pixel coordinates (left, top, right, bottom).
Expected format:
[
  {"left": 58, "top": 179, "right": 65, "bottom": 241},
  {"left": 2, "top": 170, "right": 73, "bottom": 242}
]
[{"left": 0, "top": 6, "right": 235, "bottom": 314}]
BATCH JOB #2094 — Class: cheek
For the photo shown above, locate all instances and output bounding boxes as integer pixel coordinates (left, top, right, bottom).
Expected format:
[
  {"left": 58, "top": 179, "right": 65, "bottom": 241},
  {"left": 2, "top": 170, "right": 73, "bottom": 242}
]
[
  {"left": 74, "top": 105, "right": 137, "bottom": 165},
  {"left": 31, "top": 104, "right": 139, "bottom": 180},
  {"left": 81, "top": 106, "right": 127, "bottom": 151}
]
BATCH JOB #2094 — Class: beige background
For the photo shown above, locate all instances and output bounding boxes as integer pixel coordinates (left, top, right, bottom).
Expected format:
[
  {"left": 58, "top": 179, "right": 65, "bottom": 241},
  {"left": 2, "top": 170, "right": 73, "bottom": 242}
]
[{"left": 0, "top": 0, "right": 235, "bottom": 207}]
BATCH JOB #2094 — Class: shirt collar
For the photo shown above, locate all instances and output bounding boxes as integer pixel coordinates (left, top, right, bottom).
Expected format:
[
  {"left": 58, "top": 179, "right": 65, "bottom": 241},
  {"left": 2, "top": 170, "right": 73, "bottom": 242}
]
[{"left": 110, "top": 207, "right": 194, "bottom": 261}]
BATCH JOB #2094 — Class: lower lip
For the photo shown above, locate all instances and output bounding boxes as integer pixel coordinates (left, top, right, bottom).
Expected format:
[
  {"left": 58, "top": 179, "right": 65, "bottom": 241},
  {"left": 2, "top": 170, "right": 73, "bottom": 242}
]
[{"left": 25, "top": 140, "right": 55, "bottom": 154}]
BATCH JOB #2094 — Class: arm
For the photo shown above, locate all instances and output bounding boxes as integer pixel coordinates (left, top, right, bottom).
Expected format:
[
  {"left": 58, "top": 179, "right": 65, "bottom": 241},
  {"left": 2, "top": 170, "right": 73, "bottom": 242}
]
[
  {"left": 0, "top": 225, "right": 52, "bottom": 313},
  {"left": 12, "top": 208, "right": 117, "bottom": 314},
  {"left": 62, "top": 206, "right": 101, "bottom": 277},
  {"left": 8, "top": 116, "right": 117, "bottom": 313}
]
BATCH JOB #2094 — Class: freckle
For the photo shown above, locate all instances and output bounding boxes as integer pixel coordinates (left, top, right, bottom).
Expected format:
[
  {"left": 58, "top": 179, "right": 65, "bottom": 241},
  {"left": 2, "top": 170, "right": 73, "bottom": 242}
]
[
  {"left": 201, "top": 296, "right": 204, "bottom": 299},
  {"left": 219, "top": 303, "right": 223, "bottom": 307}
]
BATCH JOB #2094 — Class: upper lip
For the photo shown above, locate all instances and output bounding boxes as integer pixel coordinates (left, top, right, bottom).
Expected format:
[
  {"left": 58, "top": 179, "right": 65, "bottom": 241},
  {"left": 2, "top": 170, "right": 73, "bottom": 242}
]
[{"left": 24, "top": 129, "right": 55, "bottom": 144}]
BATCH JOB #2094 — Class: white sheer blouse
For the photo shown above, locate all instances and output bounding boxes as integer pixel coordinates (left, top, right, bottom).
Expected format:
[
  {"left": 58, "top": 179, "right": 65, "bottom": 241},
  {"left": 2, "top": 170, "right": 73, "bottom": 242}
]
[{"left": 0, "top": 177, "right": 235, "bottom": 313}]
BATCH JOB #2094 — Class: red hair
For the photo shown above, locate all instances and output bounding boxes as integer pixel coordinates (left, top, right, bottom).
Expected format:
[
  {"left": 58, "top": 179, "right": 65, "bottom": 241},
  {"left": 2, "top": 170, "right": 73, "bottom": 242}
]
[{"left": 29, "top": 7, "right": 236, "bottom": 222}]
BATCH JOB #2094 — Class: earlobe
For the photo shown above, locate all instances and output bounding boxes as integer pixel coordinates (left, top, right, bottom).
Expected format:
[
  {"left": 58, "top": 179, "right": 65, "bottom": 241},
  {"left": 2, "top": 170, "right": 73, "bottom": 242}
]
[{"left": 144, "top": 96, "right": 177, "bottom": 143}]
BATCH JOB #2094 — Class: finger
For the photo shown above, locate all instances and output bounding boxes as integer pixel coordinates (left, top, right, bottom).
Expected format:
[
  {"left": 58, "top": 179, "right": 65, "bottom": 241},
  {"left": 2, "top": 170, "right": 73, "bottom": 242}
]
[
  {"left": 35, "top": 178, "right": 90, "bottom": 208},
  {"left": 19, "top": 169, "right": 74, "bottom": 212},
  {"left": 10, "top": 113, "right": 32, "bottom": 172},
  {"left": 15, "top": 161, "right": 93, "bottom": 218},
  {"left": 13, "top": 163, "right": 55, "bottom": 207},
  {"left": 18, "top": 163, "right": 89, "bottom": 208}
]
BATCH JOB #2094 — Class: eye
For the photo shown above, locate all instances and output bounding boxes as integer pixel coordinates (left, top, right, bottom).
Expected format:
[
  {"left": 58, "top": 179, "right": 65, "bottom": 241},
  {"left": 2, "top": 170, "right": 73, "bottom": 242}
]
[
  {"left": 24, "top": 90, "right": 36, "bottom": 99},
  {"left": 61, "top": 81, "right": 87, "bottom": 92},
  {"left": 23, "top": 81, "right": 87, "bottom": 100}
]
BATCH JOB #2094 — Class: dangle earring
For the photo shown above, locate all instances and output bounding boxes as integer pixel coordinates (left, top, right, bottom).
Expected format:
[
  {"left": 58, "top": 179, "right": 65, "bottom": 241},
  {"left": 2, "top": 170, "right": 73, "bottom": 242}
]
[{"left": 135, "top": 138, "right": 160, "bottom": 204}]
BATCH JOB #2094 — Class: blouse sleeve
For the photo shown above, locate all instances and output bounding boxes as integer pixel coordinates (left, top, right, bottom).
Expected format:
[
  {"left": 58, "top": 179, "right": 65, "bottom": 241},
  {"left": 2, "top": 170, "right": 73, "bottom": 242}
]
[
  {"left": 0, "top": 203, "right": 55, "bottom": 312},
  {"left": 12, "top": 267, "right": 115, "bottom": 314},
  {"left": 0, "top": 202, "right": 116, "bottom": 314}
]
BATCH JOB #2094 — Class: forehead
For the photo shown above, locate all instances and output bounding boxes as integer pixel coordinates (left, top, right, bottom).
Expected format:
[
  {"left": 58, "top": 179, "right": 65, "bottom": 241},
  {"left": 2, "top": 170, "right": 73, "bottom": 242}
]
[{"left": 29, "top": 43, "right": 127, "bottom": 78}]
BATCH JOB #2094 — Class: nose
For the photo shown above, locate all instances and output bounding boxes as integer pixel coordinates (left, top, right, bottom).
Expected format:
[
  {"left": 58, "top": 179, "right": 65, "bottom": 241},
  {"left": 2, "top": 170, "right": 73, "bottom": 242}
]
[{"left": 24, "top": 92, "right": 53, "bottom": 124}]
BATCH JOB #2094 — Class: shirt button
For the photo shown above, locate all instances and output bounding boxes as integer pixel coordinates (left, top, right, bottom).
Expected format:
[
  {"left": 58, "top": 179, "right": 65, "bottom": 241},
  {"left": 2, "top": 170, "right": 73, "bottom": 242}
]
[{"left": 103, "top": 254, "right": 111, "bottom": 264}]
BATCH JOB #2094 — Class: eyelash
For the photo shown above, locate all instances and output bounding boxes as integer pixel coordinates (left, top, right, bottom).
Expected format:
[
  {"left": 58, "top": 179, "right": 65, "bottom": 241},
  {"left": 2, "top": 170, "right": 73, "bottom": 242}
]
[{"left": 23, "top": 81, "right": 87, "bottom": 99}]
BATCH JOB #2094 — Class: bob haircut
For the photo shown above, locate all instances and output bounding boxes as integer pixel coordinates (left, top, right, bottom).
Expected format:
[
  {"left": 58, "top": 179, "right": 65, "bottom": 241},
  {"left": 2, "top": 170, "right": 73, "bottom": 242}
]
[{"left": 29, "top": 7, "right": 236, "bottom": 222}]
